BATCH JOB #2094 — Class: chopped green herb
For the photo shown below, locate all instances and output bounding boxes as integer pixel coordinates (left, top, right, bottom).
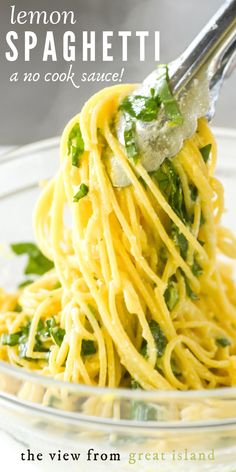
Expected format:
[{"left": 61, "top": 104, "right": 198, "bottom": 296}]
[
  {"left": 164, "top": 280, "right": 179, "bottom": 311},
  {"left": 46, "top": 317, "right": 57, "bottom": 330},
  {"left": 131, "top": 379, "right": 142, "bottom": 389},
  {"left": 185, "top": 278, "right": 199, "bottom": 301},
  {"left": 216, "top": 337, "right": 231, "bottom": 348},
  {"left": 97, "top": 129, "right": 108, "bottom": 159},
  {"left": 18, "top": 279, "right": 34, "bottom": 289},
  {"left": 151, "top": 167, "right": 169, "bottom": 193},
  {"left": 108, "top": 119, "right": 117, "bottom": 138},
  {"left": 87, "top": 304, "right": 98, "bottom": 317},
  {"left": 12, "top": 322, "right": 31, "bottom": 359},
  {"left": 48, "top": 395, "right": 61, "bottom": 407},
  {"left": 0, "top": 316, "right": 66, "bottom": 359},
  {"left": 154, "top": 64, "right": 183, "bottom": 126},
  {"left": 150, "top": 320, "right": 168, "bottom": 357},
  {"left": 33, "top": 338, "right": 50, "bottom": 353},
  {"left": 21, "top": 322, "right": 31, "bottom": 336},
  {"left": 119, "top": 64, "right": 182, "bottom": 128},
  {"left": 119, "top": 94, "right": 160, "bottom": 122},
  {"left": 14, "top": 303, "right": 22, "bottom": 313},
  {"left": 152, "top": 160, "right": 189, "bottom": 224},
  {"left": 141, "top": 320, "right": 168, "bottom": 359},
  {"left": 52, "top": 281, "right": 62, "bottom": 290},
  {"left": 50, "top": 327, "right": 65, "bottom": 347},
  {"left": 140, "top": 343, "right": 148, "bottom": 358},
  {"left": 1, "top": 332, "right": 22, "bottom": 346},
  {"left": 68, "top": 123, "right": 84, "bottom": 167},
  {"left": 189, "top": 184, "right": 198, "bottom": 202},
  {"left": 73, "top": 183, "right": 89, "bottom": 202},
  {"left": 171, "top": 358, "right": 182, "bottom": 378},
  {"left": 171, "top": 224, "right": 188, "bottom": 259},
  {"left": 138, "top": 176, "right": 147, "bottom": 189},
  {"left": 123, "top": 118, "right": 139, "bottom": 162},
  {"left": 11, "top": 242, "right": 54, "bottom": 276},
  {"left": 159, "top": 246, "right": 168, "bottom": 264},
  {"left": 192, "top": 257, "right": 203, "bottom": 277},
  {"left": 81, "top": 339, "right": 96, "bottom": 356},
  {"left": 131, "top": 401, "right": 157, "bottom": 421},
  {"left": 200, "top": 212, "right": 205, "bottom": 226},
  {"left": 200, "top": 143, "right": 212, "bottom": 163},
  {"left": 37, "top": 319, "right": 44, "bottom": 332}
]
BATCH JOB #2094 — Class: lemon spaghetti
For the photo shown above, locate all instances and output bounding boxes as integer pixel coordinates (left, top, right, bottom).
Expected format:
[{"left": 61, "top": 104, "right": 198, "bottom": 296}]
[{"left": 1, "top": 79, "right": 236, "bottom": 391}]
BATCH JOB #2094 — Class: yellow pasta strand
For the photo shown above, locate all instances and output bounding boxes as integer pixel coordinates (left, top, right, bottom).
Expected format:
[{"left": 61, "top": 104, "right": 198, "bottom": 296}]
[{"left": 1, "top": 84, "right": 236, "bottom": 393}]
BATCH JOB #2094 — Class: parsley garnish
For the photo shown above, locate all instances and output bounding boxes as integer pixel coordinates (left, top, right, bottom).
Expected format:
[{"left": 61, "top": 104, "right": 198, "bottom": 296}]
[
  {"left": 150, "top": 320, "right": 168, "bottom": 357},
  {"left": 192, "top": 257, "right": 203, "bottom": 277},
  {"left": 123, "top": 118, "right": 139, "bottom": 162},
  {"left": 171, "top": 224, "right": 188, "bottom": 260},
  {"left": 130, "top": 400, "right": 157, "bottom": 421},
  {"left": 1, "top": 332, "right": 22, "bottom": 346},
  {"left": 151, "top": 159, "right": 189, "bottom": 224},
  {"left": 68, "top": 123, "right": 84, "bottom": 167},
  {"left": 154, "top": 64, "right": 183, "bottom": 126},
  {"left": 18, "top": 279, "right": 34, "bottom": 289},
  {"left": 138, "top": 176, "right": 147, "bottom": 189},
  {"left": 81, "top": 340, "right": 96, "bottom": 356},
  {"left": 0, "top": 317, "right": 66, "bottom": 358},
  {"left": 171, "top": 358, "right": 182, "bottom": 378},
  {"left": 119, "top": 64, "right": 183, "bottom": 165},
  {"left": 164, "top": 280, "right": 179, "bottom": 311},
  {"left": 14, "top": 303, "right": 22, "bottom": 313},
  {"left": 189, "top": 184, "right": 198, "bottom": 202},
  {"left": 73, "top": 183, "right": 89, "bottom": 202},
  {"left": 119, "top": 94, "right": 160, "bottom": 122},
  {"left": 216, "top": 337, "right": 231, "bottom": 348},
  {"left": 185, "top": 278, "right": 199, "bottom": 301},
  {"left": 120, "top": 65, "right": 182, "bottom": 127},
  {"left": 50, "top": 327, "right": 65, "bottom": 347},
  {"left": 159, "top": 246, "right": 168, "bottom": 264},
  {"left": 151, "top": 167, "right": 169, "bottom": 192},
  {"left": 52, "top": 281, "right": 62, "bottom": 290},
  {"left": 11, "top": 242, "right": 54, "bottom": 276},
  {"left": 131, "top": 379, "right": 142, "bottom": 390},
  {"left": 199, "top": 144, "right": 212, "bottom": 163},
  {"left": 200, "top": 212, "right": 205, "bottom": 226},
  {"left": 141, "top": 320, "right": 168, "bottom": 358}
]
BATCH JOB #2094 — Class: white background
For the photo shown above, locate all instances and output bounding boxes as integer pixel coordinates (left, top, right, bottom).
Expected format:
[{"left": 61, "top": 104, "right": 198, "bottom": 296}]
[{"left": 0, "top": 147, "right": 37, "bottom": 471}]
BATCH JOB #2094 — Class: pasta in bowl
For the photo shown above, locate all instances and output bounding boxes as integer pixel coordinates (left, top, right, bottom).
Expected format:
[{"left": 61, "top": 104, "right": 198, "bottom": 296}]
[
  {"left": 1, "top": 79, "right": 236, "bottom": 391},
  {"left": 1, "top": 76, "right": 236, "bottom": 470}
]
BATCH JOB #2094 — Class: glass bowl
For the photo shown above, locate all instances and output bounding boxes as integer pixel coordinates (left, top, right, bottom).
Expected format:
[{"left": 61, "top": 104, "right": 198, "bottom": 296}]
[{"left": 1, "top": 130, "right": 236, "bottom": 472}]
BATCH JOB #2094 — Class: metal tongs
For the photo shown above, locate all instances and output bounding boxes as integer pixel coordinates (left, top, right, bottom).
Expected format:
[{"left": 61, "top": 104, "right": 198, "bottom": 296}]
[
  {"left": 170, "top": 0, "right": 236, "bottom": 118},
  {"left": 114, "top": 0, "right": 236, "bottom": 187}
]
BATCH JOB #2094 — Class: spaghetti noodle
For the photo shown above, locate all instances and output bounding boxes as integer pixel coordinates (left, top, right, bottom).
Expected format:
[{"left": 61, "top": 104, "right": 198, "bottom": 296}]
[{"left": 1, "top": 80, "right": 236, "bottom": 391}]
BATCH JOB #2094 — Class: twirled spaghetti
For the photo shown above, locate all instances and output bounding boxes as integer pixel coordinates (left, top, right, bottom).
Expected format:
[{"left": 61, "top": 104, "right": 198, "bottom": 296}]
[{"left": 1, "top": 81, "right": 236, "bottom": 391}]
